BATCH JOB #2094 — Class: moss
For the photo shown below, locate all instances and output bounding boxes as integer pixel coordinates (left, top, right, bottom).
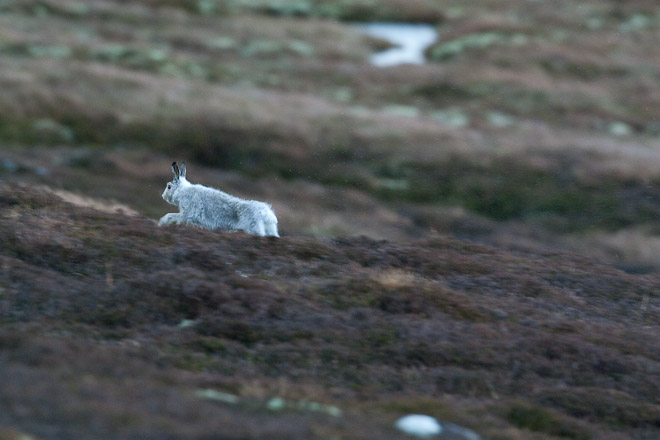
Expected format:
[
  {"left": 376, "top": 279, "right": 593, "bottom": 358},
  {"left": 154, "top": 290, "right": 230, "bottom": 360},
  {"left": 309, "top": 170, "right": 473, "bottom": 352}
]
[
  {"left": 412, "top": 81, "right": 476, "bottom": 100},
  {"left": 173, "top": 353, "right": 214, "bottom": 372},
  {"left": 0, "top": 118, "right": 65, "bottom": 145},
  {"left": 539, "top": 388, "right": 660, "bottom": 429},
  {"left": 89, "top": 307, "right": 131, "bottom": 328},
  {"left": 505, "top": 402, "right": 592, "bottom": 439},
  {"left": 373, "top": 156, "right": 656, "bottom": 232},
  {"left": 239, "top": 0, "right": 443, "bottom": 22},
  {"left": 432, "top": 294, "right": 488, "bottom": 322},
  {"left": 195, "top": 318, "right": 262, "bottom": 346},
  {"left": 317, "top": 278, "right": 382, "bottom": 310},
  {"left": 538, "top": 58, "right": 627, "bottom": 81},
  {"left": 428, "top": 32, "right": 510, "bottom": 62}
]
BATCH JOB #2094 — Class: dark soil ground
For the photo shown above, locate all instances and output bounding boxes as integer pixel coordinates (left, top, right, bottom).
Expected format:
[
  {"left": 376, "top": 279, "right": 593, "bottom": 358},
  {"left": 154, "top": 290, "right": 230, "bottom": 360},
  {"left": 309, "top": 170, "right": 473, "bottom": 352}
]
[{"left": 2, "top": 1, "right": 660, "bottom": 439}]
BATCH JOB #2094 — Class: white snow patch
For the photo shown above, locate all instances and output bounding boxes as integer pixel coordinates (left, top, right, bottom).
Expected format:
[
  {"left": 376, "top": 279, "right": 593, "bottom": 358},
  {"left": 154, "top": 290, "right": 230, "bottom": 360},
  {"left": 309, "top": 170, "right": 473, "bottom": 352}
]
[{"left": 356, "top": 23, "right": 437, "bottom": 67}]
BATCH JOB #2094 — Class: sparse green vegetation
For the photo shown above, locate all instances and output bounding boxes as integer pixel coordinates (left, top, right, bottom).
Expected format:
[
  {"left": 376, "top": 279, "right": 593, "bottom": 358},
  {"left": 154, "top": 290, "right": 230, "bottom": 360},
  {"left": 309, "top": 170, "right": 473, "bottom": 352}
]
[{"left": 505, "top": 402, "right": 592, "bottom": 439}]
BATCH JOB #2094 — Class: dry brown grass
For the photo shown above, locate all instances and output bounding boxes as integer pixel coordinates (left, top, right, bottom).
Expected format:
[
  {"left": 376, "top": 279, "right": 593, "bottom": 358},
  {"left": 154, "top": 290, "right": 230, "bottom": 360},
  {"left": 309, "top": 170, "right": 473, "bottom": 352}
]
[{"left": 41, "top": 186, "right": 139, "bottom": 215}]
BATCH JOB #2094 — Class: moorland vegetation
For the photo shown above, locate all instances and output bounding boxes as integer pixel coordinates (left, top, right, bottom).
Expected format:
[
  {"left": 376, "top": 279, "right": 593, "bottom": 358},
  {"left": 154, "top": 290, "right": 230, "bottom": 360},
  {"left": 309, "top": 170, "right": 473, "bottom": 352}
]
[{"left": 2, "top": 1, "right": 660, "bottom": 439}]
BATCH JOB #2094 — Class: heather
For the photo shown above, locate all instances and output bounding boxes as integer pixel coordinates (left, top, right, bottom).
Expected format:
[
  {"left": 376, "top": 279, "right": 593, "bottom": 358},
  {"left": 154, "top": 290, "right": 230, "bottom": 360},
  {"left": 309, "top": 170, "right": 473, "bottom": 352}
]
[{"left": 2, "top": 1, "right": 660, "bottom": 438}]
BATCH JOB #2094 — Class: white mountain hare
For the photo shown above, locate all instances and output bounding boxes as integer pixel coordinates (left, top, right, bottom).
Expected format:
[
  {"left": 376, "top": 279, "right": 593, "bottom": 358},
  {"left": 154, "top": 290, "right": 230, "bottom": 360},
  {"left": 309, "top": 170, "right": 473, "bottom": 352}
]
[{"left": 158, "top": 162, "right": 279, "bottom": 237}]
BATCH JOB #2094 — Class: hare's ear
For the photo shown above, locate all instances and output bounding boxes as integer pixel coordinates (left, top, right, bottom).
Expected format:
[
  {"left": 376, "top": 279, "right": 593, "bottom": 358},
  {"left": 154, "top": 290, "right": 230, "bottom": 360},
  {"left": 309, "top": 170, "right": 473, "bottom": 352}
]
[
  {"left": 180, "top": 162, "right": 187, "bottom": 179},
  {"left": 171, "top": 161, "right": 180, "bottom": 180}
]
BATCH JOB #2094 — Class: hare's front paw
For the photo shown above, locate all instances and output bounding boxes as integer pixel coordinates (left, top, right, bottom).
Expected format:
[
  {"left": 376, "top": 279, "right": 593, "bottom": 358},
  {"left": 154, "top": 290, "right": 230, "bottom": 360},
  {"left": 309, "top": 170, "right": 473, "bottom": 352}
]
[{"left": 158, "top": 213, "right": 181, "bottom": 226}]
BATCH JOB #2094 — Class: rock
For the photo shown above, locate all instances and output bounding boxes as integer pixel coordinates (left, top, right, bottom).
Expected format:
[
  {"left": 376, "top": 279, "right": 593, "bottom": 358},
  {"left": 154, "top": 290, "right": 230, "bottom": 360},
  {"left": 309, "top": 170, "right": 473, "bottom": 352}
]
[
  {"left": 208, "top": 37, "right": 237, "bottom": 50},
  {"left": 194, "top": 389, "right": 240, "bottom": 404},
  {"left": 486, "top": 111, "right": 515, "bottom": 128},
  {"left": 609, "top": 121, "right": 632, "bottom": 137},
  {"left": 395, "top": 415, "right": 481, "bottom": 439},
  {"left": 27, "top": 44, "right": 72, "bottom": 58},
  {"left": 395, "top": 414, "right": 442, "bottom": 438},
  {"left": 241, "top": 40, "right": 284, "bottom": 57},
  {"left": 266, "top": 397, "right": 342, "bottom": 417},
  {"left": 383, "top": 105, "right": 421, "bottom": 118},
  {"left": 32, "top": 119, "right": 75, "bottom": 143},
  {"left": 287, "top": 40, "right": 315, "bottom": 57},
  {"left": 431, "top": 108, "right": 470, "bottom": 128},
  {"left": 266, "top": 397, "right": 287, "bottom": 411},
  {"left": 1, "top": 159, "right": 19, "bottom": 173},
  {"left": 491, "top": 308, "right": 509, "bottom": 319},
  {"left": 177, "top": 319, "right": 196, "bottom": 328}
]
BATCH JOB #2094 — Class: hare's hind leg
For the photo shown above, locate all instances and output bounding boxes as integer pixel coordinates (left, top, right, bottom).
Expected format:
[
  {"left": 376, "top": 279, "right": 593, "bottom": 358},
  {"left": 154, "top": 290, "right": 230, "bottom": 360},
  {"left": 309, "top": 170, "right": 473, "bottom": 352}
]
[
  {"left": 264, "top": 221, "right": 279, "bottom": 237},
  {"left": 158, "top": 212, "right": 183, "bottom": 226},
  {"left": 253, "top": 221, "right": 267, "bottom": 237}
]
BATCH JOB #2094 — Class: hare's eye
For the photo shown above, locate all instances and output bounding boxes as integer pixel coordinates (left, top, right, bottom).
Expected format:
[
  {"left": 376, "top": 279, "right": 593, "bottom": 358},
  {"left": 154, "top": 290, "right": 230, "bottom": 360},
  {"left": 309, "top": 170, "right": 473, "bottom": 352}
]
[{"left": 167, "top": 184, "right": 171, "bottom": 190}]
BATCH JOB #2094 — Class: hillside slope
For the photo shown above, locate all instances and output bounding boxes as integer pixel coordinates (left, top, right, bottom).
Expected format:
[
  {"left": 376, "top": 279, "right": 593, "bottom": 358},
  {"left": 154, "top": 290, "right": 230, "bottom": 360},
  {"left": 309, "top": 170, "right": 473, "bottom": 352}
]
[
  {"left": 1, "top": 184, "right": 659, "bottom": 439},
  {"left": 3, "top": 1, "right": 660, "bottom": 438},
  {"left": 3, "top": 0, "right": 660, "bottom": 270}
]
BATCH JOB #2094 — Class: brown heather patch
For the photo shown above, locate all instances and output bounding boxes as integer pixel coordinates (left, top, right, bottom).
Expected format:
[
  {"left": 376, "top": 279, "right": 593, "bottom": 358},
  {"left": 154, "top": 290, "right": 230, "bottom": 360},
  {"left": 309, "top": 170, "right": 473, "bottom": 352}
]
[{"left": 1, "top": 184, "right": 660, "bottom": 438}]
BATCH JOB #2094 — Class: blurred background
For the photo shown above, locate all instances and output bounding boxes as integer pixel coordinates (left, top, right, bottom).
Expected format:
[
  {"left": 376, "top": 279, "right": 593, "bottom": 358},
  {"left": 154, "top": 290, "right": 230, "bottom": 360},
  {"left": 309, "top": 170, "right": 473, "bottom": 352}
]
[{"left": 2, "top": 0, "right": 660, "bottom": 271}]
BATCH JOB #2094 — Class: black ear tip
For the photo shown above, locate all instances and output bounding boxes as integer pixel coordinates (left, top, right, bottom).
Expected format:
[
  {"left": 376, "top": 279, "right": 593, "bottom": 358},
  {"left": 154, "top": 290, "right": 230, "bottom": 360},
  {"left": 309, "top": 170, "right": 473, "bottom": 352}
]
[{"left": 172, "top": 161, "right": 177, "bottom": 166}]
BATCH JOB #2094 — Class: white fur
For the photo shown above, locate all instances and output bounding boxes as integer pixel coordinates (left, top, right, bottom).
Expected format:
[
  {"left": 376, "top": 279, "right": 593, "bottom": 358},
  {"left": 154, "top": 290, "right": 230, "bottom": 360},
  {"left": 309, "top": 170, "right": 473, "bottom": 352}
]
[{"left": 158, "top": 162, "right": 279, "bottom": 237}]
